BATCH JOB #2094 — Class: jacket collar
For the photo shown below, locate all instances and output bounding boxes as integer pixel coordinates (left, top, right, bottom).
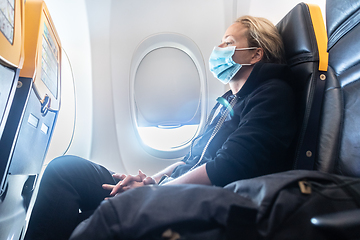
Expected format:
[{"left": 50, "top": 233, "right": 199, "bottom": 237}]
[{"left": 234, "top": 62, "right": 292, "bottom": 98}]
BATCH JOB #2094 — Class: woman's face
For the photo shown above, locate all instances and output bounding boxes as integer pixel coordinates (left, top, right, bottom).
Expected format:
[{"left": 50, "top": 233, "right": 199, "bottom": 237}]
[{"left": 218, "top": 22, "right": 257, "bottom": 65}]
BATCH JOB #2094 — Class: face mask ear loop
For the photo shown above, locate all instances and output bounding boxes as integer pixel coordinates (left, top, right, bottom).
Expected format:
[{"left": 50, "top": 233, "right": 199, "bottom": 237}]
[
  {"left": 235, "top": 47, "right": 258, "bottom": 51},
  {"left": 234, "top": 47, "right": 258, "bottom": 66}
]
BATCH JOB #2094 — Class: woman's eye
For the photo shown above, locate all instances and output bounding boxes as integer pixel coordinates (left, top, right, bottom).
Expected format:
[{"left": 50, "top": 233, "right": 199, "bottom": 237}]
[{"left": 225, "top": 42, "right": 233, "bottom": 46}]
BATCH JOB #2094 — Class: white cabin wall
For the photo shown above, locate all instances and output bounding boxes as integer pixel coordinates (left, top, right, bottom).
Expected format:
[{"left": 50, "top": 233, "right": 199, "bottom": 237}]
[
  {"left": 84, "top": 1, "right": 126, "bottom": 172},
  {"left": 44, "top": 0, "right": 93, "bottom": 160}
]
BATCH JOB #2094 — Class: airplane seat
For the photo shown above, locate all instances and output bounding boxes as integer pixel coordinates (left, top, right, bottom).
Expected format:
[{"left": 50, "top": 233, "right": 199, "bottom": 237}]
[
  {"left": 309, "top": 0, "right": 360, "bottom": 237},
  {"left": 0, "top": 0, "right": 24, "bottom": 193},
  {"left": 0, "top": 0, "right": 28, "bottom": 239},
  {"left": 277, "top": 2, "right": 360, "bottom": 237},
  {"left": 0, "top": 0, "right": 61, "bottom": 239},
  {"left": 276, "top": 2, "right": 328, "bottom": 171},
  {"left": 316, "top": 0, "right": 360, "bottom": 177}
]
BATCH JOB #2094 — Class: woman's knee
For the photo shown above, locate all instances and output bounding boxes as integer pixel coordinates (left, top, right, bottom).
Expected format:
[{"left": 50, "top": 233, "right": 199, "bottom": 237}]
[
  {"left": 44, "top": 155, "right": 91, "bottom": 179},
  {"left": 48, "top": 155, "right": 88, "bottom": 168},
  {"left": 44, "top": 155, "right": 113, "bottom": 185}
]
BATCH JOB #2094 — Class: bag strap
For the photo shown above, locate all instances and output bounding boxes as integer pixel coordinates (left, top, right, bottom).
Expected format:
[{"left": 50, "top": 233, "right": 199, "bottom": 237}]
[{"left": 330, "top": 175, "right": 360, "bottom": 208}]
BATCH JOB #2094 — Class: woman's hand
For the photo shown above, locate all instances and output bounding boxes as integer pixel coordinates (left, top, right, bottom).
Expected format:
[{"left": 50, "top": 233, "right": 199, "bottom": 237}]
[{"left": 102, "top": 170, "right": 153, "bottom": 197}]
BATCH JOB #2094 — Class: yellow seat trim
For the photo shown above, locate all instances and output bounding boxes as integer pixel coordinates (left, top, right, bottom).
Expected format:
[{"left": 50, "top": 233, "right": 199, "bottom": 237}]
[{"left": 307, "top": 3, "right": 328, "bottom": 72}]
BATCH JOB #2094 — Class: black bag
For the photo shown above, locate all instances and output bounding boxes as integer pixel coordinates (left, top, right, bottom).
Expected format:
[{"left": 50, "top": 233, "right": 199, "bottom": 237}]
[
  {"left": 70, "top": 170, "right": 360, "bottom": 240},
  {"left": 225, "top": 170, "right": 360, "bottom": 240}
]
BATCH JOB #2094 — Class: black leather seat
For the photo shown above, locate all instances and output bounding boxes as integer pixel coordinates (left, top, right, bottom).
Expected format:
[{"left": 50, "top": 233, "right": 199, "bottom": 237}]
[
  {"left": 276, "top": 2, "right": 328, "bottom": 170},
  {"left": 316, "top": 0, "right": 360, "bottom": 177},
  {"left": 277, "top": 0, "right": 360, "bottom": 177},
  {"left": 277, "top": 2, "right": 360, "bottom": 238},
  {"left": 309, "top": 0, "right": 360, "bottom": 238}
]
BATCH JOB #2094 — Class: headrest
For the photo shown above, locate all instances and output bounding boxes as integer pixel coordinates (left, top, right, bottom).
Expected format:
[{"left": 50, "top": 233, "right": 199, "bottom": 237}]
[
  {"left": 326, "top": 0, "right": 360, "bottom": 50},
  {"left": 277, "top": 2, "right": 328, "bottom": 71}
]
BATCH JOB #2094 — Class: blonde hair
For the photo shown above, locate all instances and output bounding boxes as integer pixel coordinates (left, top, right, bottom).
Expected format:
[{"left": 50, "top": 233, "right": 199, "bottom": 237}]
[{"left": 235, "top": 16, "right": 285, "bottom": 64}]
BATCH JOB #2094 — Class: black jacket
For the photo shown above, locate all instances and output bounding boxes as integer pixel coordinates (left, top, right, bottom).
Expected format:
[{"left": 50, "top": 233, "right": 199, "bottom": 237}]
[{"left": 170, "top": 62, "right": 297, "bottom": 187}]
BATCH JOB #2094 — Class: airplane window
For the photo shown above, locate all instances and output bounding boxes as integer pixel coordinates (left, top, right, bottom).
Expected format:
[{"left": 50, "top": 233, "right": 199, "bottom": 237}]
[{"left": 134, "top": 47, "right": 201, "bottom": 154}]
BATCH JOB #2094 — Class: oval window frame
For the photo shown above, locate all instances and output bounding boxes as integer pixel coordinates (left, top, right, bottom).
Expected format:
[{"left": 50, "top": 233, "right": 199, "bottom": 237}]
[{"left": 129, "top": 33, "right": 208, "bottom": 159}]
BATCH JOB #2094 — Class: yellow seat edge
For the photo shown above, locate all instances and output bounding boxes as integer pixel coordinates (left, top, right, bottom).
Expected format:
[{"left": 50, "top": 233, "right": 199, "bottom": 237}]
[{"left": 307, "top": 3, "right": 328, "bottom": 72}]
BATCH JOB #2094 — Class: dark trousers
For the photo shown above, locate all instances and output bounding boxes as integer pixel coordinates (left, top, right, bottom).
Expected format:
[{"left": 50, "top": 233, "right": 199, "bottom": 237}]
[{"left": 24, "top": 155, "right": 117, "bottom": 240}]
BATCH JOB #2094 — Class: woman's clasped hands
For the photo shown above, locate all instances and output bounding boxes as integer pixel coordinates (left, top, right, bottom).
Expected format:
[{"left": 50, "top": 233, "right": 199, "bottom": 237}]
[{"left": 102, "top": 170, "right": 156, "bottom": 198}]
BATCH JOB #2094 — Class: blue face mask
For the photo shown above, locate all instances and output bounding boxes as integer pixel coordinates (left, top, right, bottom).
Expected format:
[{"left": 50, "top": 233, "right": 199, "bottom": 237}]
[{"left": 209, "top": 46, "right": 257, "bottom": 84}]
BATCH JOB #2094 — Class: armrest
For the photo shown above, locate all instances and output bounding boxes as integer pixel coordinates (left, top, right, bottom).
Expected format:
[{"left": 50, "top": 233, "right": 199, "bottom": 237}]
[{"left": 311, "top": 209, "right": 360, "bottom": 239}]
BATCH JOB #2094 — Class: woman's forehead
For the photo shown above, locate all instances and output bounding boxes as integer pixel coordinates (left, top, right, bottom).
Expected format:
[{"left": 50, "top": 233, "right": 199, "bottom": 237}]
[{"left": 223, "top": 23, "right": 248, "bottom": 41}]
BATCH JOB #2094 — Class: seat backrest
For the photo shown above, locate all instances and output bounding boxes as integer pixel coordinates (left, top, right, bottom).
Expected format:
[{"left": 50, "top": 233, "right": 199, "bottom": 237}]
[
  {"left": 315, "top": 0, "right": 360, "bottom": 177},
  {"left": 276, "top": 2, "right": 328, "bottom": 170}
]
